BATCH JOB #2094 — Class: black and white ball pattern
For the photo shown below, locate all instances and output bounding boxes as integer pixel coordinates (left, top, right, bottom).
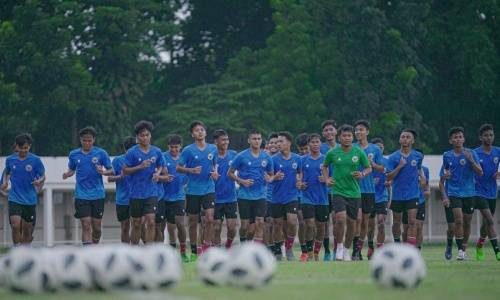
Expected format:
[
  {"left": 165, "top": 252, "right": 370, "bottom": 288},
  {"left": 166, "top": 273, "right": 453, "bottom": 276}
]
[{"left": 197, "top": 247, "right": 230, "bottom": 286}]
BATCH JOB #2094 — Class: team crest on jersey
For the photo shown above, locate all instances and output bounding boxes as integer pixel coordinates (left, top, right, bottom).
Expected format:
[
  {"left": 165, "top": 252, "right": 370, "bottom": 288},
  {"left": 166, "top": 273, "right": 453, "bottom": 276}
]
[
  {"left": 459, "top": 159, "right": 466, "bottom": 166},
  {"left": 92, "top": 157, "right": 99, "bottom": 164},
  {"left": 279, "top": 164, "right": 283, "bottom": 169},
  {"left": 150, "top": 156, "right": 157, "bottom": 163},
  {"left": 368, "top": 153, "right": 374, "bottom": 160},
  {"left": 411, "top": 160, "right": 417, "bottom": 167},
  {"left": 167, "top": 163, "right": 171, "bottom": 166},
  {"left": 494, "top": 157, "right": 499, "bottom": 164},
  {"left": 305, "top": 164, "right": 309, "bottom": 168},
  {"left": 25, "top": 164, "right": 33, "bottom": 172},
  {"left": 352, "top": 156, "right": 359, "bottom": 163},
  {"left": 208, "top": 153, "right": 213, "bottom": 160},
  {"left": 195, "top": 155, "right": 199, "bottom": 160},
  {"left": 261, "top": 160, "right": 267, "bottom": 167},
  {"left": 248, "top": 161, "right": 252, "bottom": 165},
  {"left": 292, "top": 162, "right": 298, "bottom": 169}
]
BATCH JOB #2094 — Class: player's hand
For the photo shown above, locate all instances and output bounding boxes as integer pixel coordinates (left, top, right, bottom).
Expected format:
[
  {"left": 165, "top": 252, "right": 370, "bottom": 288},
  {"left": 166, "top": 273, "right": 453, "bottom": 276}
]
[
  {"left": 443, "top": 169, "right": 451, "bottom": 180},
  {"left": 398, "top": 157, "right": 407, "bottom": 168},
  {"left": 274, "top": 171, "right": 285, "bottom": 181},
  {"left": 239, "top": 178, "right": 254, "bottom": 187},
  {"left": 495, "top": 172, "right": 500, "bottom": 180},
  {"left": 191, "top": 166, "right": 202, "bottom": 174},
  {"left": 384, "top": 180, "right": 392, "bottom": 187},
  {"left": 140, "top": 159, "right": 152, "bottom": 169},
  {"left": 31, "top": 177, "right": 44, "bottom": 187},
  {"left": 442, "top": 197, "right": 450, "bottom": 208},
  {"left": 325, "top": 177, "right": 335, "bottom": 187},
  {"left": 464, "top": 149, "right": 473, "bottom": 162},
  {"left": 210, "top": 170, "right": 220, "bottom": 180},
  {"left": 352, "top": 171, "right": 363, "bottom": 179},
  {"left": 264, "top": 173, "right": 273, "bottom": 183},
  {"left": 0, "top": 182, "right": 8, "bottom": 192},
  {"left": 374, "top": 177, "right": 380, "bottom": 185},
  {"left": 62, "top": 171, "right": 71, "bottom": 180},
  {"left": 96, "top": 164, "right": 106, "bottom": 175},
  {"left": 318, "top": 175, "right": 325, "bottom": 183},
  {"left": 165, "top": 174, "right": 175, "bottom": 182},
  {"left": 296, "top": 181, "right": 306, "bottom": 190}
]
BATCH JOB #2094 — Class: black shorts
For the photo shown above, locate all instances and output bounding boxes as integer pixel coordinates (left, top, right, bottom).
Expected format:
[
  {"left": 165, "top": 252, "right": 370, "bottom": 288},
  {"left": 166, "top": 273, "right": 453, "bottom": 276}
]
[
  {"left": 489, "top": 200, "right": 497, "bottom": 215},
  {"left": 186, "top": 193, "right": 215, "bottom": 215},
  {"left": 162, "top": 200, "right": 186, "bottom": 224},
  {"left": 265, "top": 201, "right": 273, "bottom": 219},
  {"left": 8, "top": 202, "right": 36, "bottom": 224},
  {"left": 74, "top": 199, "right": 104, "bottom": 219},
  {"left": 328, "top": 193, "right": 334, "bottom": 213},
  {"left": 403, "top": 202, "right": 425, "bottom": 224},
  {"left": 331, "top": 195, "right": 360, "bottom": 220},
  {"left": 370, "top": 201, "right": 388, "bottom": 218},
  {"left": 271, "top": 201, "right": 299, "bottom": 219},
  {"left": 449, "top": 196, "right": 475, "bottom": 214},
  {"left": 445, "top": 206, "right": 455, "bottom": 223},
  {"left": 475, "top": 196, "right": 495, "bottom": 212},
  {"left": 116, "top": 204, "right": 130, "bottom": 222},
  {"left": 301, "top": 204, "right": 329, "bottom": 222},
  {"left": 238, "top": 199, "right": 267, "bottom": 220},
  {"left": 130, "top": 197, "right": 157, "bottom": 218},
  {"left": 361, "top": 193, "right": 375, "bottom": 214},
  {"left": 390, "top": 199, "right": 419, "bottom": 214},
  {"left": 214, "top": 202, "right": 238, "bottom": 220}
]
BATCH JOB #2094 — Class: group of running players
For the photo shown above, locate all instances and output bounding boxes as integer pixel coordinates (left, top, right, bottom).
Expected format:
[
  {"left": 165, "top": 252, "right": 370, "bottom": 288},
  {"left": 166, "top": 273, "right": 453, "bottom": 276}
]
[{"left": 1, "top": 119, "right": 499, "bottom": 262}]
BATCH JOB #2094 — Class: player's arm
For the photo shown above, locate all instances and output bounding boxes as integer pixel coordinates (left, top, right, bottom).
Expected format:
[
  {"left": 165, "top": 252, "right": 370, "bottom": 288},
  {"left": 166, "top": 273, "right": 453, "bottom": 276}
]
[
  {"left": 176, "top": 164, "right": 201, "bottom": 174},
  {"left": 386, "top": 157, "right": 406, "bottom": 181},
  {"left": 123, "top": 159, "right": 151, "bottom": 175},
  {"left": 465, "top": 150, "right": 483, "bottom": 177},
  {"left": 108, "top": 162, "right": 123, "bottom": 183},
  {"left": 0, "top": 170, "right": 10, "bottom": 191},
  {"left": 370, "top": 149, "right": 385, "bottom": 172},
  {"left": 321, "top": 163, "right": 334, "bottom": 186},
  {"left": 228, "top": 167, "right": 253, "bottom": 187},
  {"left": 438, "top": 176, "right": 449, "bottom": 207},
  {"left": 62, "top": 169, "right": 75, "bottom": 179}
]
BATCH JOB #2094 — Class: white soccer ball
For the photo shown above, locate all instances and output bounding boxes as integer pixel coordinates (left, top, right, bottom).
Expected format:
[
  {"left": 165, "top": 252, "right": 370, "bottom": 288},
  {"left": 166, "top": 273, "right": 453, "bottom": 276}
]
[
  {"left": 4, "top": 247, "right": 55, "bottom": 293},
  {"left": 197, "top": 247, "right": 230, "bottom": 286},
  {"left": 0, "top": 255, "right": 8, "bottom": 287},
  {"left": 370, "top": 243, "right": 426, "bottom": 288},
  {"left": 130, "top": 244, "right": 182, "bottom": 290},
  {"left": 50, "top": 246, "right": 93, "bottom": 291},
  {"left": 79, "top": 245, "right": 138, "bottom": 291},
  {"left": 226, "top": 242, "right": 277, "bottom": 289}
]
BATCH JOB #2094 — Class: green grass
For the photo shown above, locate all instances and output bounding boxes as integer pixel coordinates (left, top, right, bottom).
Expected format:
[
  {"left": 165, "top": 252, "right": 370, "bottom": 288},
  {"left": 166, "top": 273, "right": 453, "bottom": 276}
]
[{"left": 1, "top": 244, "right": 499, "bottom": 300}]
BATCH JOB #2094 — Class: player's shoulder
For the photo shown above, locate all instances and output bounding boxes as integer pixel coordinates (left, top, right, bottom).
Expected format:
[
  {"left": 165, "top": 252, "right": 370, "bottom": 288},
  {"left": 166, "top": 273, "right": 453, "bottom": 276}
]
[
  {"left": 69, "top": 148, "right": 82, "bottom": 157},
  {"left": 291, "top": 152, "right": 301, "bottom": 159},
  {"left": 150, "top": 145, "right": 162, "bottom": 153},
  {"left": 412, "top": 149, "right": 424, "bottom": 158},
  {"left": 6, "top": 153, "right": 18, "bottom": 162},
  {"left": 229, "top": 149, "right": 238, "bottom": 157},
  {"left": 28, "top": 153, "right": 42, "bottom": 163},
  {"left": 207, "top": 143, "right": 217, "bottom": 150}
]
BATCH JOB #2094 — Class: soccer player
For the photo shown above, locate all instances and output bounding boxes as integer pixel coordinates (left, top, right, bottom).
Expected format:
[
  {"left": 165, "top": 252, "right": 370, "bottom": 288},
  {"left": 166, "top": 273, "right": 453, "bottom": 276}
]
[
  {"left": 155, "top": 134, "right": 189, "bottom": 262},
  {"left": 122, "top": 121, "right": 165, "bottom": 245},
  {"left": 353, "top": 120, "right": 384, "bottom": 260},
  {"left": 473, "top": 124, "right": 500, "bottom": 260},
  {"left": 228, "top": 129, "right": 274, "bottom": 246},
  {"left": 269, "top": 131, "right": 302, "bottom": 261},
  {"left": 108, "top": 136, "right": 136, "bottom": 244},
  {"left": 439, "top": 126, "right": 483, "bottom": 260},
  {"left": 299, "top": 133, "right": 330, "bottom": 261},
  {"left": 62, "top": 127, "right": 113, "bottom": 245},
  {"left": 1, "top": 133, "right": 45, "bottom": 245},
  {"left": 264, "top": 132, "right": 279, "bottom": 250},
  {"left": 439, "top": 173, "right": 455, "bottom": 260},
  {"left": 403, "top": 164, "right": 430, "bottom": 248},
  {"left": 386, "top": 129, "right": 424, "bottom": 248},
  {"left": 177, "top": 121, "right": 217, "bottom": 260},
  {"left": 212, "top": 129, "right": 238, "bottom": 249},
  {"left": 320, "top": 120, "right": 339, "bottom": 260},
  {"left": 295, "top": 133, "right": 310, "bottom": 261},
  {"left": 366, "top": 137, "right": 391, "bottom": 259},
  {"left": 322, "top": 125, "right": 371, "bottom": 261}
]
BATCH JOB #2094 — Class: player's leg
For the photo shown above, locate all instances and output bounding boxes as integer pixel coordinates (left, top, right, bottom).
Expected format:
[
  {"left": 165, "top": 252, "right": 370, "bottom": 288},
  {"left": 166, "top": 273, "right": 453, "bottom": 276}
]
[
  {"left": 402, "top": 211, "right": 409, "bottom": 243},
  {"left": 247, "top": 222, "right": 256, "bottom": 240},
  {"left": 405, "top": 205, "right": 418, "bottom": 247},
  {"left": 238, "top": 199, "right": 251, "bottom": 243},
  {"left": 331, "top": 196, "right": 347, "bottom": 260},
  {"left": 142, "top": 198, "right": 157, "bottom": 243},
  {"left": 89, "top": 199, "right": 104, "bottom": 244},
  {"left": 450, "top": 197, "right": 466, "bottom": 260},
  {"left": 285, "top": 201, "right": 299, "bottom": 261},
  {"left": 252, "top": 200, "right": 267, "bottom": 243},
  {"left": 186, "top": 195, "right": 201, "bottom": 260},
  {"left": 201, "top": 194, "right": 215, "bottom": 252},
  {"left": 173, "top": 200, "right": 188, "bottom": 261},
  {"left": 155, "top": 201, "right": 167, "bottom": 242},
  {"left": 8, "top": 203, "right": 23, "bottom": 245},
  {"left": 390, "top": 201, "right": 403, "bottom": 242},
  {"left": 314, "top": 205, "right": 329, "bottom": 261},
  {"left": 416, "top": 203, "right": 425, "bottom": 249},
  {"left": 297, "top": 208, "right": 307, "bottom": 260},
  {"left": 300, "top": 204, "right": 315, "bottom": 262},
  {"left": 461, "top": 198, "right": 475, "bottom": 255},
  {"left": 475, "top": 197, "right": 499, "bottom": 260},
  {"left": 116, "top": 205, "right": 130, "bottom": 243},
  {"left": 74, "top": 199, "right": 93, "bottom": 245},
  {"left": 304, "top": 209, "right": 316, "bottom": 261},
  {"left": 19, "top": 205, "right": 35, "bottom": 244},
  {"left": 323, "top": 194, "right": 333, "bottom": 261},
  {"left": 226, "top": 216, "right": 237, "bottom": 249},
  {"left": 444, "top": 206, "right": 455, "bottom": 260},
  {"left": 213, "top": 203, "right": 224, "bottom": 247},
  {"left": 344, "top": 199, "right": 359, "bottom": 262},
  {"left": 272, "top": 204, "right": 285, "bottom": 260}
]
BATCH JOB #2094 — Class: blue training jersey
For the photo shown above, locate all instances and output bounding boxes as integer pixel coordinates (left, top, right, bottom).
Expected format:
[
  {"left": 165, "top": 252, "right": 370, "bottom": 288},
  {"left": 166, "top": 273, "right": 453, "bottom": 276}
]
[
  {"left": 440, "top": 148, "right": 479, "bottom": 198},
  {"left": 474, "top": 146, "right": 500, "bottom": 200},
  {"left": 300, "top": 154, "right": 329, "bottom": 206},
  {"left": 68, "top": 146, "right": 112, "bottom": 200},
  {"left": 354, "top": 143, "right": 383, "bottom": 194},
  {"left": 160, "top": 152, "right": 187, "bottom": 202},
  {"left": 271, "top": 152, "right": 302, "bottom": 204},
  {"left": 112, "top": 154, "right": 130, "bottom": 206},
  {"left": 320, "top": 142, "right": 338, "bottom": 155},
  {"left": 230, "top": 149, "right": 273, "bottom": 200},
  {"left": 178, "top": 143, "right": 217, "bottom": 196},
  {"left": 374, "top": 157, "right": 389, "bottom": 203},
  {"left": 419, "top": 166, "right": 429, "bottom": 204},
  {"left": 214, "top": 150, "right": 237, "bottom": 204},
  {"left": 3, "top": 153, "right": 45, "bottom": 205},
  {"left": 124, "top": 144, "right": 165, "bottom": 200},
  {"left": 386, "top": 149, "right": 423, "bottom": 201}
]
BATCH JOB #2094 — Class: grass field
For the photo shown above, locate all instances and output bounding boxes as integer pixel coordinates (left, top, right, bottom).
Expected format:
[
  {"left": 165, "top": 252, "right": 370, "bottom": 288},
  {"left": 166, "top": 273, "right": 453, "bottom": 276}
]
[{"left": 1, "top": 244, "right": 499, "bottom": 300}]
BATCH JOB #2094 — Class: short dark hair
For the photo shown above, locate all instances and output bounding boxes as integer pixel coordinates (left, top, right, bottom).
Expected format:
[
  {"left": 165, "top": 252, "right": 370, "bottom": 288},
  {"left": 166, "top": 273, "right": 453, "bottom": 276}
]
[
  {"left": 354, "top": 119, "right": 370, "bottom": 130},
  {"left": 134, "top": 120, "right": 154, "bottom": 135},
  {"left": 295, "top": 133, "right": 309, "bottom": 147},
  {"left": 448, "top": 126, "right": 464, "bottom": 138},
  {"left": 402, "top": 128, "right": 418, "bottom": 139},
  {"left": 79, "top": 126, "right": 96, "bottom": 137},
  {"left": 189, "top": 120, "right": 206, "bottom": 133},
  {"left": 308, "top": 133, "right": 322, "bottom": 143},
  {"left": 371, "top": 137, "right": 384, "bottom": 144},
  {"left": 321, "top": 120, "right": 337, "bottom": 130},
  {"left": 267, "top": 132, "right": 278, "bottom": 140},
  {"left": 338, "top": 124, "right": 354, "bottom": 134},
  {"left": 15, "top": 133, "right": 32, "bottom": 146},
  {"left": 278, "top": 131, "right": 293, "bottom": 142},
  {"left": 479, "top": 123, "right": 494, "bottom": 136},
  {"left": 167, "top": 134, "right": 182, "bottom": 145},
  {"left": 213, "top": 129, "right": 228, "bottom": 140},
  {"left": 123, "top": 136, "right": 136, "bottom": 151},
  {"left": 248, "top": 128, "right": 261, "bottom": 137}
]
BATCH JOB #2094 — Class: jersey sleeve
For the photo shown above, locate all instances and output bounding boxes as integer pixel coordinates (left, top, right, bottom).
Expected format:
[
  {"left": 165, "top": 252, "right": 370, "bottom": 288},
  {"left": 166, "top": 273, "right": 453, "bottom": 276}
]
[
  {"left": 471, "top": 150, "right": 480, "bottom": 164},
  {"left": 178, "top": 147, "right": 189, "bottom": 166},
  {"left": 68, "top": 152, "right": 77, "bottom": 170},
  {"left": 360, "top": 150, "right": 370, "bottom": 168},
  {"left": 439, "top": 165, "right": 445, "bottom": 178},
  {"left": 230, "top": 152, "right": 242, "bottom": 170},
  {"left": 417, "top": 152, "right": 423, "bottom": 170},
  {"left": 124, "top": 148, "right": 136, "bottom": 167},
  {"left": 101, "top": 150, "right": 112, "bottom": 169},
  {"left": 296, "top": 156, "right": 303, "bottom": 174},
  {"left": 156, "top": 149, "right": 166, "bottom": 168},
  {"left": 34, "top": 157, "right": 45, "bottom": 177},
  {"left": 385, "top": 153, "right": 398, "bottom": 172},
  {"left": 424, "top": 167, "right": 430, "bottom": 183},
  {"left": 324, "top": 151, "right": 333, "bottom": 166},
  {"left": 265, "top": 154, "right": 273, "bottom": 174},
  {"left": 4, "top": 158, "right": 12, "bottom": 175},
  {"left": 373, "top": 146, "right": 383, "bottom": 165}
]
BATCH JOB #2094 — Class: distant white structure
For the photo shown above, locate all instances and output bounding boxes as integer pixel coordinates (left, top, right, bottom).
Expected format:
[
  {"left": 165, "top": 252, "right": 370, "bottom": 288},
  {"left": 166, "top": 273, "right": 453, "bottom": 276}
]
[{"left": 0, "top": 156, "right": 498, "bottom": 247}]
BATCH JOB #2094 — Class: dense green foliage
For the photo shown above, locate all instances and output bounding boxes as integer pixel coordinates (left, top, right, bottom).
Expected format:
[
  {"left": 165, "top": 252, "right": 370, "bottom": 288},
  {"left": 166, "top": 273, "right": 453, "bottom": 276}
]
[{"left": 0, "top": 0, "right": 498, "bottom": 155}]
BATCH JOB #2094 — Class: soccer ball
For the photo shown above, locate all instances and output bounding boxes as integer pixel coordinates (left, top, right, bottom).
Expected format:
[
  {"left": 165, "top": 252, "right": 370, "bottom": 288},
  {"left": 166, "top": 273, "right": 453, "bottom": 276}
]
[
  {"left": 50, "top": 246, "right": 93, "bottom": 291},
  {"left": 370, "top": 243, "right": 426, "bottom": 288},
  {"left": 197, "top": 247, "right": 230, "bottom": 286},
  {"left": 225, "top": 242, "right": 277, "bottom": 289},
  {"left": 4, "top": 247, "right": 55, "bottom": 293},
  {"left": 130, "top": 243, "right": 182, "bottom": 290},
  {"left": 0, "top": 256, "right": 7, "bottom": 287},
  {"left": 83, "top": 244, "right": 139, "bottom": 291}
]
